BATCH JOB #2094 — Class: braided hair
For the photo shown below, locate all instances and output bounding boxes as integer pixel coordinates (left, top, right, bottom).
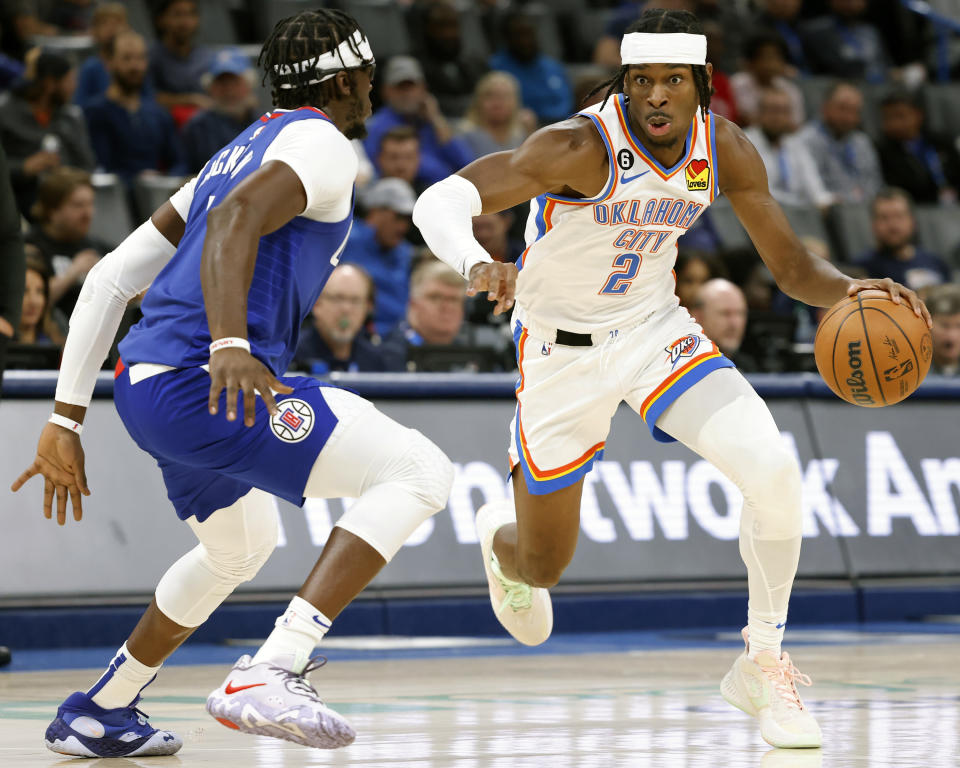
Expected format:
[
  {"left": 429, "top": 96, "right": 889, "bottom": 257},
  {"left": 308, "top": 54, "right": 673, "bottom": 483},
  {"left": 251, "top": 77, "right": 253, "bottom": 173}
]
[
  {"left": 587, "top": 9, "right": 713, "bottom": 121},
  {"left": 258, "top": 8, "right": 371, "bottom": 110}
]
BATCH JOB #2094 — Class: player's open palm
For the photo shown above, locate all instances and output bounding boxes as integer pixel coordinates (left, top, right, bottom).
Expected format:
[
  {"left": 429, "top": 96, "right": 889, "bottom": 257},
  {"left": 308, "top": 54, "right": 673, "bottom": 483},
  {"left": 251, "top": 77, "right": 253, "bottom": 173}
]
[
  {"left": 468, "top": 261, "right": 518, "bottom": 315},
  {"left": 208, "top": 347, "right": 294, "bottom": 427},
  {"left": 11, "top": 423, "right": 90, "bottom": 525}
]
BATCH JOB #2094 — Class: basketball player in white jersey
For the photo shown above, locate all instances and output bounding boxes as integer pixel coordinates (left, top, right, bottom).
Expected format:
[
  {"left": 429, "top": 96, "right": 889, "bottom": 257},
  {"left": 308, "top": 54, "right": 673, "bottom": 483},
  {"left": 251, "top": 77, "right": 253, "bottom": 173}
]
[
  {"left": 415, "top": 9, "right": 930, "bottom": 749},
  {"left": 12, "top": 10, "right": 454, "bottom": 758}
]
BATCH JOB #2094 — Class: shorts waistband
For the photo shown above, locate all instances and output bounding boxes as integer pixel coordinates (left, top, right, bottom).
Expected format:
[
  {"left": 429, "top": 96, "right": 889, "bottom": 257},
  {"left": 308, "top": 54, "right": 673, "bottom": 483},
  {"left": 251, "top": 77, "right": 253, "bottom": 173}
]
[{"left": 515, "top": 307, "right": 659, "bottom": 346}]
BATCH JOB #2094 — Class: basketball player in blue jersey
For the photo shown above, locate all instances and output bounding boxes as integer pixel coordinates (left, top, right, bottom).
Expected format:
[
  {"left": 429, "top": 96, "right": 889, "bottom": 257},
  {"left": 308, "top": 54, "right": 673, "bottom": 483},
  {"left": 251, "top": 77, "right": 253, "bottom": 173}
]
[
  {"left": 416, "top": 9, "right": 931, "bottom": 750},
  {"left": 12, "top": 10, "right": 455, "bottom": 758}
]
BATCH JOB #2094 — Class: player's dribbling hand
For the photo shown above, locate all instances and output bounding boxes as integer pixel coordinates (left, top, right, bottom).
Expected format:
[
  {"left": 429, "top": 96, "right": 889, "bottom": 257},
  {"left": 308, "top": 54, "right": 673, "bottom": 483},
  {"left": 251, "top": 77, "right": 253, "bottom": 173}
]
[
  {"left": 468, "top": 262, "right": 518, "bottom": 316},
  {"left": 208, "top": 347, "right": 294, "bottom": 427},
  {"left": 847, "top": 277, "right": 932, "bottom": 329},
  {"left": 11, "top": 423, "right": 90, "bottom": 525}
]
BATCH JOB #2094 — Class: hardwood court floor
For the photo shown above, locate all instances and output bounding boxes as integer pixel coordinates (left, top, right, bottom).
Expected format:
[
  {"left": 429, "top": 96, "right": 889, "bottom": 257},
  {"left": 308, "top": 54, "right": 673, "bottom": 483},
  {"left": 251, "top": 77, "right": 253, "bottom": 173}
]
[{"left": 1, "top": 628, "right": 958, "bottom": 768}]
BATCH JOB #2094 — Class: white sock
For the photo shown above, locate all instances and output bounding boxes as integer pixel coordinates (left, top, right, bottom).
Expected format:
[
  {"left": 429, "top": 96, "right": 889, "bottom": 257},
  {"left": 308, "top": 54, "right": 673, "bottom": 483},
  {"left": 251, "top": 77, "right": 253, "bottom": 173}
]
[
  {"left": 251, "top": 595, "right": 331, "bottom": 674},
  {"left": 87, "top": 643, "right": 161, "bottom": 710},
  {"left": 742, "top": 536, "right": 800, "bottom": 660},
  {"left": 747, "top": 613, "right": 787, "bottom": 660}
]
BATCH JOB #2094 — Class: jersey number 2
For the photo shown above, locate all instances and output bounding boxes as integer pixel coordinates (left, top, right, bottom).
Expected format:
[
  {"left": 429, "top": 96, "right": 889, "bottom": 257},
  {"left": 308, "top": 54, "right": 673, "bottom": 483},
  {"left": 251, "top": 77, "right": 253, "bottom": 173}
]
[{"left": 599, "top": 253, "right": 642, "bottom": 295}]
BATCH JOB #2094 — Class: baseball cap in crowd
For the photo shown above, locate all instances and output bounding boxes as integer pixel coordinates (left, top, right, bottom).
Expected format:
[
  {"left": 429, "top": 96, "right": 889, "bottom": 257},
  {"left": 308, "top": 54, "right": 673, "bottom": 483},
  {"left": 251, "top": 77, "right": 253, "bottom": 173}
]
[
  {"left": 207, "top": 48, "right": 252, "bottom": 80},
  {"left": 383, "top": 56, "right": 425, "bottom": 86},
  {"left": 363, "top": 178, "right": 417, "bottom": 216}
]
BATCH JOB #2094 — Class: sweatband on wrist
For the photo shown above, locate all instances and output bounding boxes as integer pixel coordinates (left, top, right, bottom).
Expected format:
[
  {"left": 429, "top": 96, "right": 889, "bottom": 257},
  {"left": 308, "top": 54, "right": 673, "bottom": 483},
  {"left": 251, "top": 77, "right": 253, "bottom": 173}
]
[
  {"left": 49, "top": 413, "right": 83, "bottom": 435},
  {"left": 209, "top": 337, "right": 251, "bottom": 355}
]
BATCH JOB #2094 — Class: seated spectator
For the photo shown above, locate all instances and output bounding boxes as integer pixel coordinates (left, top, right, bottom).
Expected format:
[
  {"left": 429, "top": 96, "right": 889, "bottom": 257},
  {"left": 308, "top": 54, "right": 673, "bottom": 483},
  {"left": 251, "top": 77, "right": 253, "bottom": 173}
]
[
  {"left": 473, "top": 211, "right": 523, "bottom": 265},
  {"left": 744, "top": 87, "right": 833, "bottom": 209},
  {"left": 691, "top": 278, "right": 760, "bottom": 372},
  {"left": 489, "top": 10, "right": 573, "bottom": 124},
  {"left": 341, "top": 178, "right": 417, "bottom": 337},
  {"left": 17, "top": 254, "right": 64, "bottom": 346},
  {"left": 797, "top": 82, "right": 883, "bottom": 204},
  {"left": 730, "top": 31, "right": 804, "bottom": 128},
  {"left": 675, "top": 250, "right": 726, "bottom": 310},
  {"left": 458, "top": 71, "right": 535, "bottom": 158},
  {"left": 927, "top": 285, "right": 960, "bottom": 376},
  {"left": 800, "top": 0, "right": 890, "bottom": 83},
  {"left": 413, "top": 0, "right": 488, "bottom": 118},
  {"left": 854, "top": 188, "right": 951, "bottom": 291},
  {"left": 295, "top": 264, "right": 389, "bottom": 374},
  {"left": 875, "top": 90, "right": 960, "bottom": 205},
  {"left": 149, "top": 0, "right": 212, "bottom": 126},
  {"left": 26, "top": 167, "right": 108, "bottom": 316},
  {"left": 364, "top": 56, "right": 474, "bottom": 188},
  {"left": 749, "top": 0, "right": 809, "bottom": 75},
  {"left": 701, "top": 20, "right": 737, "bottom": 123},
  {"left": 380, "top": 260, "right": 469, "bottom": 369},
  {"left": 0, "top": 50, "right": 95, "bottom": 217},
  {"left": 84, "top": 30, "right": 185, "bottom": 184},
  {"left": 182, "top": 49, "right": 257, "bottom": 174},
  {"left": 376, "top": 126, "right": 425, "bottom": 194},
  {"left": 74, "top": 2, "right": 132, "bottom": 108}
]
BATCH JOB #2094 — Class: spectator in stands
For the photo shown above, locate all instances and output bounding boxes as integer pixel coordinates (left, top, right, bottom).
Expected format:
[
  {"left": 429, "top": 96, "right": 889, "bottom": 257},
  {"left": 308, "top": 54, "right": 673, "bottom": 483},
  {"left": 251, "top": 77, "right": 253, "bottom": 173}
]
[
  {"left": 380, "top": 260, "right": 468, "bottom": 369},
  {"left": 489, "top": 9, "right": 573, "bottom": 124},
  {"left": 0, "top": 143, "right": 26, "bottom": 389},
  {"left": 730, "top": 31, "right": 803, "bottom": 128},
  {"left": 149, "top": 0, "right": 212, "bottom": 125},
  {"left": 855, "top": 188, "right": 951, "bottom": 291},
  {"left": 377, "top": 127, "right": 421, "bottom": 192},
  {"left": 701, "top": 19, "right": 737, "bottom": 123},
  {"left": 745, "top": 87, "right": 833, "bottom": 210},
  {"left": 691, "top": 278, "right": 760, "bottom": 372},
  {"left": 26, "top": 167, "right": 108, "bottom": 316},
  {"left": 749, "top": 0, "right": 808, "bottom": 75},
  {"left": 74, "top": 3, "right": 133, "bottom": 108},
  {"left": 675, "top": 250, "right": 726, "bottom": 310},
  {"left": 875, "top": 90, "right": 960, "bottom": 206},
  {"left": 341, "top": 178, "right": 417, "bottom": 337},
  {"left": 182, "top": 48, "right": 257, "bottom": 174},
  {"left": 413, "top": 0, "right": 488, "bottom": 118},
  {"left": 294, "top": 264, "right": 388, "bottom": 374},
  {"left": 364, "top": 56, "right": 474, "bottom": 188},
  {"left": 458, "top": 71, "right": 535, "bottom": 158},
  {"left": 800, "top": 0, "right": 891, "bottom": 83},
  {"left": 797, "top": 82, "right": 883, "bottom": 204},
  {"left": 466, "top": 210, "right": 523, "bottom": 326},
  {"left": 17, "top": 254, "right": 64, "bottom": 346},
  {"left": 84, "top": 30, "right": 185, "bottom": 185},
  {"left": 0, "top": 50, "right": 95, "bottom": 217},
  {"left": 927, "top": 285, "right": 960, "bottom": 377}
]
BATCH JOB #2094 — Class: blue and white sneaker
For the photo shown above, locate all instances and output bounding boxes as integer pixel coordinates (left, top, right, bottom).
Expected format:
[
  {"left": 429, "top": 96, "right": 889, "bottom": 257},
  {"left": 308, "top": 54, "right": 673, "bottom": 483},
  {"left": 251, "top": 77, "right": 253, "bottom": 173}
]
[{"left": 44, "top": 691, "right": 183, "bottom": 757}]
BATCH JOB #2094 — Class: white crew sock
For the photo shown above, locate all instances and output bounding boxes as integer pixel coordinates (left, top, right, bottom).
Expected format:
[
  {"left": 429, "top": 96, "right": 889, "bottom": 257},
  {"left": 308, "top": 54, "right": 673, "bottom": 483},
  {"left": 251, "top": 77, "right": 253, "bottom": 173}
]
[
  {"left": 87, "top": 643, "right": 161, "bottom": 710},
  {"left": 251, "top": 595, "right": 332, "bottom": 674}
]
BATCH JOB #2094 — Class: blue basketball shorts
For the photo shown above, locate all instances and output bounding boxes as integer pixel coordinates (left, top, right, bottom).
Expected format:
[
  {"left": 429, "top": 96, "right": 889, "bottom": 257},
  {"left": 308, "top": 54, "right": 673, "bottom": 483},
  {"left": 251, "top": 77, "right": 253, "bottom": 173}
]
[{"left": 113, "top": 362, "right": 338, "bottom": 522}]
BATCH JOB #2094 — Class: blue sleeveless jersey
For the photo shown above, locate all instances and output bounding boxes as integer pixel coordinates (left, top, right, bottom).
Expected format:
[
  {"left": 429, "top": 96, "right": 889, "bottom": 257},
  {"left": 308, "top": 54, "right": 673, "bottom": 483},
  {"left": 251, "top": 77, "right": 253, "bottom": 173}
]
[{"left": 119, "top": 107, "right": 353, "bottom": 375}]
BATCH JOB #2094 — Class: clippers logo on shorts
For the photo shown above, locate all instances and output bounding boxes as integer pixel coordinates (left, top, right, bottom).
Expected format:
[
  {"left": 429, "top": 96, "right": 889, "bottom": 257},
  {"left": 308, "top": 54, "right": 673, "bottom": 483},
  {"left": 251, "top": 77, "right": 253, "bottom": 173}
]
[
  {"left": 270, "top": 398, "right": 314, "bottom": 443},
  {"left": 665, "top": 334, "right": 701, "bottom": 368},
  {"left": 685, "top": 158, "right": 710, "bottom": 191}
]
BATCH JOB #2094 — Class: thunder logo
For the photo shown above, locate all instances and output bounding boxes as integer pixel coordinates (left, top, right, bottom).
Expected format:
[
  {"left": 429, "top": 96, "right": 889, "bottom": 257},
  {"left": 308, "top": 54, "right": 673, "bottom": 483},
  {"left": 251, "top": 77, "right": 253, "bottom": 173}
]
[{"left": 666, "top": 334, "right": 701, "bottom": 368}]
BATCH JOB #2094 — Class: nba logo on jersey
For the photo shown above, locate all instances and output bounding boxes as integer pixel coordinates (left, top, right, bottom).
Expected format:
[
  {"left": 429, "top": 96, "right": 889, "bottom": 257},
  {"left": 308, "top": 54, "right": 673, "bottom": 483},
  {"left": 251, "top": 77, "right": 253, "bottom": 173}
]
[
  {"left": 270, "top": 398, "right": 315, "bottom": 443},
  {"left": 666, "top": 334, "right": 701, "bottom": 367},
  {"left": 685, "top": 159, "right": 710, "bottom": 192}
]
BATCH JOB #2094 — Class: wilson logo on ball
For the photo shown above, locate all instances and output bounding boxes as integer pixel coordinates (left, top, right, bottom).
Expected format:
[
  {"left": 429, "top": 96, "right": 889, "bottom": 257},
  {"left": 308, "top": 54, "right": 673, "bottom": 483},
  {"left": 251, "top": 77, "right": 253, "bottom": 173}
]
[
  {"left": 845, "top": 340, "right": 875, "bottom": 405},
  {"left": 270, "top": 398, "right": 314, "bottom": 443}
]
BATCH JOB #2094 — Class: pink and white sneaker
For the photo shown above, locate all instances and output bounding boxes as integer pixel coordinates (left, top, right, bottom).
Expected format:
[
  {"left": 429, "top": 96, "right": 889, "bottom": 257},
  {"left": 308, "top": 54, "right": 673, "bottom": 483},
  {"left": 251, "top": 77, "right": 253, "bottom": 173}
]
[
  {"left": 206, "top": 655, "right": 355, "bottom": 749},
  {"left": 721, "top": 628, "right": 822, "bottom": 749}
]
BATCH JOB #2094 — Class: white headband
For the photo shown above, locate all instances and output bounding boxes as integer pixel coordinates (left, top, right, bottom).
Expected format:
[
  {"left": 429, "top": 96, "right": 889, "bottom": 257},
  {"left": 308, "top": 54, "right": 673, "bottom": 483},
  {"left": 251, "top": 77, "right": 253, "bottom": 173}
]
[
  {"left": 620, "top": 33, "right": 707, "bottom": 66},
  {"left": 273, "top": 29, "right": 375, "bottom": 89}
]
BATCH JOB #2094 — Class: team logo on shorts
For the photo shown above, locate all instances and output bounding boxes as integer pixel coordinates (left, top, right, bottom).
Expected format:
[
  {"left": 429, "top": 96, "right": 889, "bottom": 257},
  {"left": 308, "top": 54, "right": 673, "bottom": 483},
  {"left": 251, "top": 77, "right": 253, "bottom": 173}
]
[
  {"left": 270, "top": 398, "right": 314, "bottom": 443},
  {"left": 685, "top": 158, "right": 710, "bottom": 191},
  {"left": 665, "top": 334, "right": 701, "bottom": 368}
]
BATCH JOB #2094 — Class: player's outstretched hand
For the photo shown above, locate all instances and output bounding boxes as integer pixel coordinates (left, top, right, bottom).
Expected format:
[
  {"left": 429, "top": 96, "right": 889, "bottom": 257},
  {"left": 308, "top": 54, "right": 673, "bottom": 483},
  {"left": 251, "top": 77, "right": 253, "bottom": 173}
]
[
  {"left": 468, "top": 261, "right": 518, "bottom": 316},
  {"left": 847, "top": 277, "right": 932, "bottom": 329},
  {"left": 208, "top": 347, "right": 294, "bottom": 427},
  {"left": 11, "top": 423, "right": 90, "bottom": 525}
]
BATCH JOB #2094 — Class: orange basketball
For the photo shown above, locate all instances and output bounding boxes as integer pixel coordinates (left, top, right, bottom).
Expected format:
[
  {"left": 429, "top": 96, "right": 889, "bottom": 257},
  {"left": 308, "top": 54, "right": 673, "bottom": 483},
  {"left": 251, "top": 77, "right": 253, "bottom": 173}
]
[{"left": 814, "top": 289, "right": 932, "bottom": 407}]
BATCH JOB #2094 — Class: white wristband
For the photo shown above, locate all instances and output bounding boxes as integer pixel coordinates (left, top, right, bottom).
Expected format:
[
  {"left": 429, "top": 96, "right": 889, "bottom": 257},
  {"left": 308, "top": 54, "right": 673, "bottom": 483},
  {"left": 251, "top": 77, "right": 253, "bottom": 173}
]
[
  {"left": 209, "top": 337, "right": 251, "bottom": 355},
  {"left": 49, "top": 413, "right": 83, "bottom": 435}
]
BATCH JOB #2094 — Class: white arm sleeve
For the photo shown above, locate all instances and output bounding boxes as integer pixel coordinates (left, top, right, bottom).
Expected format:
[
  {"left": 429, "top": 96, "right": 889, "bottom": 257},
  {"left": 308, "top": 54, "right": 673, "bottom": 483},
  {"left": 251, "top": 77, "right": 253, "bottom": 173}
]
[
  {"left": 169, "top": 175, "right": 197, "bottom": 219},
  {"left": 54, "top": 219, "right": 178, "bottom": 407},
  {"left": 412, "top": 175, "right": 494, "bottom": 280}
]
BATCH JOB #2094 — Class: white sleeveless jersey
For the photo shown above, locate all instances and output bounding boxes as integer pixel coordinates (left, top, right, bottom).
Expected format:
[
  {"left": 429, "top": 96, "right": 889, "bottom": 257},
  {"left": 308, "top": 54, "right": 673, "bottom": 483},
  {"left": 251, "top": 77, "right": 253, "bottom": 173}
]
[{"left": 517, "top": 94, "right": 720, "bottom": 333}]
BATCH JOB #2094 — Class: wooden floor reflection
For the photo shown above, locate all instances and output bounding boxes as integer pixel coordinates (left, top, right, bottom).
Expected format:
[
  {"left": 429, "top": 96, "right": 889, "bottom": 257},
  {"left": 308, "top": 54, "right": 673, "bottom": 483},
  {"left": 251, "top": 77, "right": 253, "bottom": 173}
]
[{"left": 1, "top": 633, "right": 957, "bottom": 767}]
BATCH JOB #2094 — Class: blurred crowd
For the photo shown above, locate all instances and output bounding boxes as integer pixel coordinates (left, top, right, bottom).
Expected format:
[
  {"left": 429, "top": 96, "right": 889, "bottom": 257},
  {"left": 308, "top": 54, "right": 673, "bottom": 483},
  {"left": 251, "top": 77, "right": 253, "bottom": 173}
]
[{"left": 1, "top": 0, "right": 959, "bottom": 382}]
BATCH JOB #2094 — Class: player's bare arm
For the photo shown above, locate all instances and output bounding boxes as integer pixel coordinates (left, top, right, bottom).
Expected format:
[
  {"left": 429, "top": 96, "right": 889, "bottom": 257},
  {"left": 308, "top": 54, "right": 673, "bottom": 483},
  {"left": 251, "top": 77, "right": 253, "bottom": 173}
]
[
  {"left": 200, "top": 160, "right": 308, "bottom": 426},
  {"left": 416, "top": 119, "right": 608, "bottom": 314},
  {"left": 716, "top": 116, "right": 931, "bottom": 327}
]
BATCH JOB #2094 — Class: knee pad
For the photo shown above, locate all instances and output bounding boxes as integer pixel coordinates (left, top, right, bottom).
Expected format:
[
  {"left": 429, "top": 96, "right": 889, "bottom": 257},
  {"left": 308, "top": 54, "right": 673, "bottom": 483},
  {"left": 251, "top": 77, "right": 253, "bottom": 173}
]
[{"left": 401, "top": 429, "right": 455, "bottom": 511}]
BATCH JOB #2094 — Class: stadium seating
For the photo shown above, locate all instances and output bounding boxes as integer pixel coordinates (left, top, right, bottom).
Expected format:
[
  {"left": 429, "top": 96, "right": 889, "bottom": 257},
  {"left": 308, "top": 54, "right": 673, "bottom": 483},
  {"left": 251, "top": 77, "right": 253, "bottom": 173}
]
[
  {"left": 829, "top": 202, "right": 875, "bottom": 262},
  {"left": 915, "top": 204, "right": 960, "bottom": 266},
  {"left": 89, "top": 174, "right": 135, "bottom": 249},
  {"left": 341, "top": 0, "right": 411, "bottom": 62},
  {"left": 120, "top": 0, "right": 155, "bottom": 43},
  {"left": 196, "top": 0, "right": 241, "bottom": 47},
  {"left": 134, "top": 175, "right": 189, "bottom": 221},
  {"left": 922, "top": 82, "right": 960, "bottom": 138}
]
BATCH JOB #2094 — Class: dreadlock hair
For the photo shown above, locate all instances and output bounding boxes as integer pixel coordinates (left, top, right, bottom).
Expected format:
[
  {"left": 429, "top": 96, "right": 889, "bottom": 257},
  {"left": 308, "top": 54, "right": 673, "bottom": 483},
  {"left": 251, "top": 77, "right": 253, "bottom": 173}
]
[
  {"left": 586, "top": 9, "right": 713, "bottom": 121},
  {"left": 258, "top": 8, "right": 370, "bottom": 110}
]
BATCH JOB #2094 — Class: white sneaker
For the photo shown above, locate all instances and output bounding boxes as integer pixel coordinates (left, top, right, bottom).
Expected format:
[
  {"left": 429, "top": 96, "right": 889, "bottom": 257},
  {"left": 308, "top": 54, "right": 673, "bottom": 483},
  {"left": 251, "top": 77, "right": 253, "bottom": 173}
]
[
  {"left": 206, "top": 655, "right": 355, "bottom": 749},
  {"left": 475, "top": 502, "right": 553, "bottom": 646},
  {"left": 721, "top": 628, "right": 822, "bottom": 749}
]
